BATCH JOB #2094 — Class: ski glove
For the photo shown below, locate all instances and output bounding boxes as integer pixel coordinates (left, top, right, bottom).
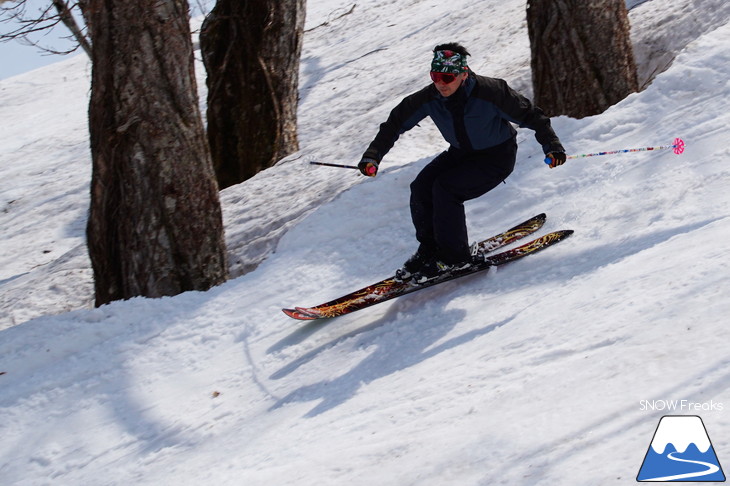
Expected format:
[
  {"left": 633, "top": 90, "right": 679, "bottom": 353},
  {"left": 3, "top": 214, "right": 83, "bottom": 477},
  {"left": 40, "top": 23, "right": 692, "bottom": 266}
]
[
  {"left": 546, "top": 151, "right": 567, "bottom": 169},
  {"left": 358, "top": 157, "right": 379, "bottom": 177}
]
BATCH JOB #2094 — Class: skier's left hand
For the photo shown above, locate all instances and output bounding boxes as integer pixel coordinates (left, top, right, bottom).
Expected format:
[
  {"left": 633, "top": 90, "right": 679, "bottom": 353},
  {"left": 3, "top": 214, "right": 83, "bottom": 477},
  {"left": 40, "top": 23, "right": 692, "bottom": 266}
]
[{"left": 546, "top": 151, "right": 567, "bottom": 168}]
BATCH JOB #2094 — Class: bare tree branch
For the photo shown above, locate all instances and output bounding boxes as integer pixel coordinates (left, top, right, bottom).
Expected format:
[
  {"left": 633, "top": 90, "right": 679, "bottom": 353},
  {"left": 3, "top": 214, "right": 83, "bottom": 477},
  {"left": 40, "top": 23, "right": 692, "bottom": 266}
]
[
  {"left": 51, "top": 0, "right": 90, "bottom": 56},
  {"left": 0, "top": 0, "right": 91, "bottom": 57}
]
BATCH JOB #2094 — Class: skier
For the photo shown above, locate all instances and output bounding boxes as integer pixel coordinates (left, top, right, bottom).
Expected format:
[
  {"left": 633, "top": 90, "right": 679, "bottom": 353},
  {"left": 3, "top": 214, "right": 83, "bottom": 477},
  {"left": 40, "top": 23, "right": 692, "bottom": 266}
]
[{"left": 358, "top": 42, "right": 567, "bottom": 283}]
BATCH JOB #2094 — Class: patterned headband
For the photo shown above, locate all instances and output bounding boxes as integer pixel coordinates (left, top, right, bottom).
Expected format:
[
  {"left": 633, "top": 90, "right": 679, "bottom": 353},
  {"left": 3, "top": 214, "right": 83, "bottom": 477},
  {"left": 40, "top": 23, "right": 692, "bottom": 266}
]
[{"left": 431, "top": 50, "right": 468, "bottom": 74}]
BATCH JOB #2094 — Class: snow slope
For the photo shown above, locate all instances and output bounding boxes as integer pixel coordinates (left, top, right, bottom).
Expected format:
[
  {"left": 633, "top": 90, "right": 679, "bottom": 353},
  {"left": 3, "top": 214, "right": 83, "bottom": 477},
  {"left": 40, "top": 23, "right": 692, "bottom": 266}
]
[{"left": 1, "top": 0, "right": 730, "bottom": 484}]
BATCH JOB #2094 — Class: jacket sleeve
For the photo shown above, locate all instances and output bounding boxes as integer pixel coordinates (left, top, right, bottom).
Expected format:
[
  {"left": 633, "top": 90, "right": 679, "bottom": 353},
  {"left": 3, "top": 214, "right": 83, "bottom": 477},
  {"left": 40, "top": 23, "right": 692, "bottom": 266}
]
[
  {"left": 488, "top": 77, "right": 565, "bottom": 154},
  {"left": 363, "top": 87, "right": 431, "bottom": 162}
]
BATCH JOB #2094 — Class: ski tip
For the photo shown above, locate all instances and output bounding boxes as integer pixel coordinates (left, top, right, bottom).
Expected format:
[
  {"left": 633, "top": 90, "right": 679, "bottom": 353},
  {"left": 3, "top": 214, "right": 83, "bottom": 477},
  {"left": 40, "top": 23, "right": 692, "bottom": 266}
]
[
  {"left": 282, "top": 308, "right": 318, "bottom": 320},
  {"left": 521, "top": 213, "right": 547, "bottom": 227},
  {"left": 295, "top": 307, "right": 326, "bottom": 318},
  {"left": 523, "top": 213, "right": 546, "bottom": 224},
  {"left": 503, "top": 213, "right": 547, "bottom": 234},
  {"left": 553, "top": 229, "right": 574, "bottom": 241}
]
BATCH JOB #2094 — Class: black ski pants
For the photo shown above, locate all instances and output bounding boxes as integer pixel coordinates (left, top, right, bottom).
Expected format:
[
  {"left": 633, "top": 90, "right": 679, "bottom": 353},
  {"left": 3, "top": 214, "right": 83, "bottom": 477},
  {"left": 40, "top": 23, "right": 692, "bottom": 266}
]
[{"left": 409, "top": 137, "right": 517, "bottom": 264}]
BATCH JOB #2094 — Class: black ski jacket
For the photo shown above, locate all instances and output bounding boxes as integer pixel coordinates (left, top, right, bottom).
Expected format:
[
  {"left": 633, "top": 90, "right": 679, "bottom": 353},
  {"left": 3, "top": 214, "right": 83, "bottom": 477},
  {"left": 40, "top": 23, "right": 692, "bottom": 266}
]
[{"left": 363, "top": 73, "right": 564, "bottom": 162}]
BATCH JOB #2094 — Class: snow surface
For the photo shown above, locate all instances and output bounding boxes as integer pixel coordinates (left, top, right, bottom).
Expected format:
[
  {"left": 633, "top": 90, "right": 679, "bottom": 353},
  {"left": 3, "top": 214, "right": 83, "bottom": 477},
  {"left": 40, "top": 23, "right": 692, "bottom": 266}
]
[{"left": 2, "top": 0, "right": 730, "bottom": 484}]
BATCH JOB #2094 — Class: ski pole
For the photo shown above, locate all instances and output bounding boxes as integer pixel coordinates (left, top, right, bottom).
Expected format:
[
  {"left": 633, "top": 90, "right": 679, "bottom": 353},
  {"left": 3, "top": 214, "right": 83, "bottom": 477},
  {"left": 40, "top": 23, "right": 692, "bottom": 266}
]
[
  {"left": 309, "top": 161, "right": 359, "bottom": 170},
  {"left": 545, "top": 138, "right": 685, "bottom": 165},
  {"left": 309, "top": 160, "right": 378, "bottom": 176}
]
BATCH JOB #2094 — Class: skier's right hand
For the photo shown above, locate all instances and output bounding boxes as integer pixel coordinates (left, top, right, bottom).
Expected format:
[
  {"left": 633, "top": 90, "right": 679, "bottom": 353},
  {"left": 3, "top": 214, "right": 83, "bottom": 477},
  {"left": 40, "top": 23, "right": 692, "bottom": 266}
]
[{"left": 358, "top": 157, "right": 379, "bottom": 177}]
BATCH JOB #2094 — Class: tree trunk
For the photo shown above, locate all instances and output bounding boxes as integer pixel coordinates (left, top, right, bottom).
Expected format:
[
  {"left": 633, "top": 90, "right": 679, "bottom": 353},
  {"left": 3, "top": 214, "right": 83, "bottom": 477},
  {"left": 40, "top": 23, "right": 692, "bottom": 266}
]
[
  {"left": 83, "top": 0, "right": 228, "bottom": 306},
  {"left": 200, "top": 0, "right": 306, "bottom": 189},
  {"left": 526, "top": 0, "right": 639, "bottom": 118}
]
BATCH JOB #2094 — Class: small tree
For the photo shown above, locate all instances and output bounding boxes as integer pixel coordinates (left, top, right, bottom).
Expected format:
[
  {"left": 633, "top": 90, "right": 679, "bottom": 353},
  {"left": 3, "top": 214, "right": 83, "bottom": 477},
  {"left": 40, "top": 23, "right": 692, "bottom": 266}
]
[
  {"left": 82, "top": 0, "right": 228, "bottom": 305},
  {"left": 199, "top": 0, "right": 306, "bottom": 189},
  {"left": 526, "top": 0, "right": 638, "bottom": 118}
]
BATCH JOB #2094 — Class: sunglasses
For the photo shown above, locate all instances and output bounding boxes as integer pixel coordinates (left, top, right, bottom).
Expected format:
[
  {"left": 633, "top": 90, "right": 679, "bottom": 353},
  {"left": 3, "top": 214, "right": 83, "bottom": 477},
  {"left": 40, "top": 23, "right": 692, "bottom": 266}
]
[{"left": 430, "top": 72, "right": 459, "bottom": 84}]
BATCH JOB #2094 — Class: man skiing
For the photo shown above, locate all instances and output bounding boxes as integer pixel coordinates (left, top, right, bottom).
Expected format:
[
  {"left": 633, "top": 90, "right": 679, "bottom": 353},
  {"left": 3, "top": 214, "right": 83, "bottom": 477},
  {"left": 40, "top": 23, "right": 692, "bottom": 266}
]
[{"left": 358, "top": 42, "right": 567, "bottom": 283}]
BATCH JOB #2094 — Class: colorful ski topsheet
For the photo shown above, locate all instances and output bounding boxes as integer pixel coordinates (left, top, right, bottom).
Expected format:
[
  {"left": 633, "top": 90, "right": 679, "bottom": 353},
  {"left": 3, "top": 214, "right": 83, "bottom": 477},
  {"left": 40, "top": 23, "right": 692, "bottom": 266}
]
[
  {"left": 284, "top": 230, "right": 572, "bottom": 320},
  {"left": 283, "top": 215, "right": 572, "bottom": 320},
  {"left": 473, "top": 212, "right": 546, "bottom": 254},
  {"left": 283, "top": 213, "right": 547, "bottom": 320}
]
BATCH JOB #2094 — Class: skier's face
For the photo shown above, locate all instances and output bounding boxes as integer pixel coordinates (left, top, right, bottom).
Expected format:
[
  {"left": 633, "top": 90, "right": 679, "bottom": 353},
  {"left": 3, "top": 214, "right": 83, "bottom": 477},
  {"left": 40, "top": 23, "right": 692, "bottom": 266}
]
[{"left": 432, "top": 72, "right": 468, "bottom": 97}]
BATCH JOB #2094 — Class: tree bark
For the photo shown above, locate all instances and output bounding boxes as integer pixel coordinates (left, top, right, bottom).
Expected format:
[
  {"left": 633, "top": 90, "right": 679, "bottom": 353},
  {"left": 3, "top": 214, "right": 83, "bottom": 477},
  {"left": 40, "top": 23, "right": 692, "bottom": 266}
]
[
  {"left": 83, "top": 0, "right": 228, "bottom": 306},
  {"left": 200, "top": 0, "right": 306, "bottom": 189},
  {"left": 526, "top": 0, "right": 639, "bottom": 118}
]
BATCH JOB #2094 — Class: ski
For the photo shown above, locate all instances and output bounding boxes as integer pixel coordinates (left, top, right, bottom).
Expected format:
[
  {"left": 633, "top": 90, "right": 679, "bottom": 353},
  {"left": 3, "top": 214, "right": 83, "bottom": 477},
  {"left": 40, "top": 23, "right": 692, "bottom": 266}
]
[
  {"left": 283, "top": 213, "right": 546, "bottom": 320},
  {"left": 285, "top": 229, "right": 572, "bottom": 320},
  {"left": 471, "top": 212, "right": 546, "bottom": 255},
  {"left": 282, "top": 214, "right": 568, "bottom": 320}
]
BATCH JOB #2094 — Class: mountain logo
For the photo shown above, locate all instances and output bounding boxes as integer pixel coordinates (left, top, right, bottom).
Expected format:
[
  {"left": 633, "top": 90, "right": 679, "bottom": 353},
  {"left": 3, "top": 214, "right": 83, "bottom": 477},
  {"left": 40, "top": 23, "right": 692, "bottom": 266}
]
[{"left": 637, "top": 415, "right": 725, "bottom": 482}]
